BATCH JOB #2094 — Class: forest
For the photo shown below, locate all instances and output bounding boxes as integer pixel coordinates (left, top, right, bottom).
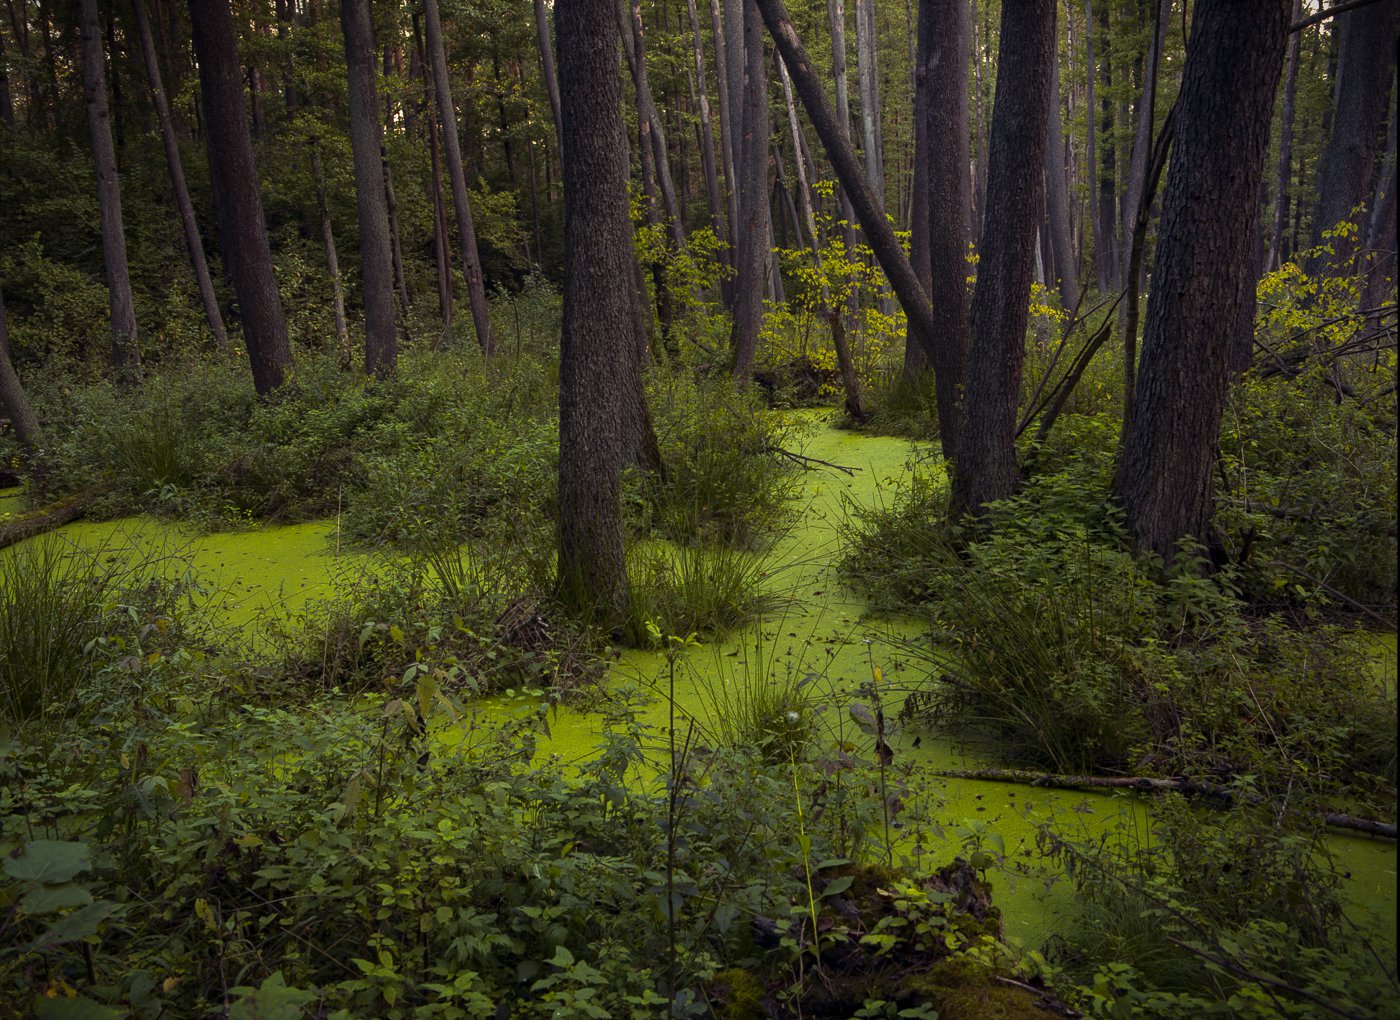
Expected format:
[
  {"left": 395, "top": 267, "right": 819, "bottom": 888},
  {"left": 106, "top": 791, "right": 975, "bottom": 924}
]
[{"left": 0, "top": 0, "right": 1395, "bottom": 1016}]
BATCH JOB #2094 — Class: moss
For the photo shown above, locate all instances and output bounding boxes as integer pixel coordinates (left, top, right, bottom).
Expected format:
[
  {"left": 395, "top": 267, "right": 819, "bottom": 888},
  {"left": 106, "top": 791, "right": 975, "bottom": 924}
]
[
  {"left": 900, "top": 957, "right": 1045, "bottom": 1020},
  {"left": 711, "top": 968, "right": 765, "bottom": 1020}
]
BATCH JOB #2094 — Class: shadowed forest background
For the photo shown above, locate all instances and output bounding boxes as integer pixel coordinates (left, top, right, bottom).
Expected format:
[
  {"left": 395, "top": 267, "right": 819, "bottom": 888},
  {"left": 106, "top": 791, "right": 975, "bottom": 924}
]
[{"left": 0, "top": 0, "right": 1396, "bottom": 1017}]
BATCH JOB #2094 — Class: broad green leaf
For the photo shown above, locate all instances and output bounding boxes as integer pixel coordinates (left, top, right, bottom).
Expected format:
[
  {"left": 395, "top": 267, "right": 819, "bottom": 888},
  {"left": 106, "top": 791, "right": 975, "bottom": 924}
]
[
  {"left": 3, "top": 841, "right": 91, "bottom": 884},
  {"left": 28, "top": 901, "right": 116, "bottom": 950},
  {"left": 33, "top": 994, "right": 123, "bottom": 1020},
  {"left": 20, "top": 882, "right": 93, "bottom": 915}
]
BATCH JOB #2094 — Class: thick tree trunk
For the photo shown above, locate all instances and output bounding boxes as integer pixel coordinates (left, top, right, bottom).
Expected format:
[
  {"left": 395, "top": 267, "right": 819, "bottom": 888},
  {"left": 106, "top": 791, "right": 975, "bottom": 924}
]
[
  {"left": 133, "top": 0, "right": 226, "bottom": 349},
  {"left": 78, "top": 0, "right": 140, "bottom": 382},
  {"left": 0, "top": 287, "right": 39, "bottom": 452},
  {"left": 1267, "top": 0, "right": 1303, "bottom": 271},
  {"left": 190, "top": 0, "right": 293, "bottom": 396},
  {"left": 1308, "top": 0, "right": 1398, "bottom": 276},
  {"left": 532, "top": 0, "right": 564, "bottom": 154},
  {"left": 919, "top": 0, "right": 972, "bottom": 458},
  {"left": 949, "top": 0, "right": 1056, "bottom": 519},
  {"left": 1044, "top": 53, "right": 1078, "bottom": 310},
  {"left": 759, "top": 0, "right": 940, "bottom": 388},
  {"left": 423, "top": 0, "right": 494, "bottom": 357},
  {"left": 556, "top": 0, "right": 638, "bottom": 627},
  {"left": 340, "top": 0, "right": 396, "bottom": 378},
  {"left": 729, "top": 0, "right": 772, "bottom": 381},
  {"left": 1114, "top": 0, "right": 1291, "bottom": 563},
  {"left": 311, "top": 149, "right": 351, "bottom": 366}
]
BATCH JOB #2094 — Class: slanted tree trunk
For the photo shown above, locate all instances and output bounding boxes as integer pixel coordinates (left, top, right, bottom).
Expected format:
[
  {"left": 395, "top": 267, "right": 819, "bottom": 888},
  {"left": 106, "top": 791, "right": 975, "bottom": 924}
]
[
  {"left": 949, "top": 0, "right": 1056, "bottom": 519},
  {"left": 1307, "top": 0, "right": 1398, "bottom": 277},
  {"left": 620, "top": 0, "right": 685, "bottom": 249},
  {"left": 1044, "top": 52, "right": 1078, "bottom": 310},
  {"left": 190, "top": 0, "right": 293, "bottom": 395},
  {"left": 757, "top": 0, "right": 939, "bottom": 388},
  {"left": 311, "top": 149, "right": 351, "bottom": 365},
  {"left": 340, "top": 0, "right": 396, "bottom": 377},
  {"left": 1114, "top": 0, "right": 1291, "bottom": 563},
  {"left": 688, "top": 0, "right": 725, "bottom": 245},
  {"left": 778, "top": 56, "right": 864, "bottom": 419},
  {"left": 78, "top": 0, "right": 140, "bottom": 382},
  {"left": 0, "top": 287, "right": 39, "bottom": 452},
  {"left": 919, "top": 0, "right": 971, "bottom": 458},
  {"left": 556, "top": 0, "right": 639, "bottom": 628},
  {"left": 532, "top": 0, "right": 563, "bottom": 154},
  {"left": 729, "top": 0, "right": 773, "bottom": 381},
  {"left": 1267, "top": 0, "right": 1303, "bottom": 271},
  {"left": 133, "top": 0, "right": 226, "bottom": 349},
  {"left": 423, "top": 0, "right": 494, "bottom": 357}
]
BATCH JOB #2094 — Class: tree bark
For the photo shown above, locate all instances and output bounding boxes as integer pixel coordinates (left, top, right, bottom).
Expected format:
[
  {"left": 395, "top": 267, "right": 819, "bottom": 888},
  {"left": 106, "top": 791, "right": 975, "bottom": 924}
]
[
  {"left": 133, "top": 0, "right": 227, "bottom": 350},
  {"left": 711, "top": 0, "right": 741, "bottom": 301},
  {"left": 688, "top": 0, "right": 725, "bottom": 246},
  {"left": 1083, "top": 0, "right": 1103, "bottom": 291},
  {"left": 757, "top": 0, "right": 939, "bottom": 383},
  {"left": 423, "top": 0, "right": 494, "bottom": 357},
  {"left": 1093, "top": 0, "right": 1117, "bottom": 291},
  {"left": 415, "top": 12, "right": 453, "bottom": 340},
  {"left": 854, "top": 0, "right": 885, "bottom": 206},
  {"left": 78, "top": 0, "right": 141, "bottom": 382},
  {"left": 919, "top": 0, "right": 972, "bottom": 459},
  {"left": 311, "top": 149, "right": 351, "bottom": 366},
  {"left": 340, "top": 0, "right": 396, "bottom": 378},
  {"left": 729, "top": 0, "right": 773, "bottom": 381},
  {"left": 1267, "top": 0, "right": 1303, "bottom": 271},
  {"left": 1307, "top": 0, "right": 1398, "bottom": 276},
  {"left": 0, "top": 286, "right": 40, "bottom": 452},
  {"left": 532, "top": 0, "right": 564, "bottom": 155},
  {"left": 620, "top": 0, "right": 685, "bottom": 249},
  {"left": 382, "top": 155, "right": 412, "bottom": 321},
  {"left": 190, "top": 0, "right": 293, "bottom": 396},
  {"left": 556, "top": 0, "right": 638, "bottom": 627},
  {"left": 905, "top": 0, "right": 931, "bottom": 377},
  {"left": 1114, "top": 0, "right": 1291, "bottom": 563},
  {"left": 949, "top": 0, "right": 1056, "bottom": 519},
  {"left": 1044, "top": 52, "right": 1078, "bottom": 310}
]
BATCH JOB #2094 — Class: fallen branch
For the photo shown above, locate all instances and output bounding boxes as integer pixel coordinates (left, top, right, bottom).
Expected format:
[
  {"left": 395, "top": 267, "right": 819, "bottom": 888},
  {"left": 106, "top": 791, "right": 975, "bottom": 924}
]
[
  {"left": 0, "top": 488, "right": 97, "bottom": 550},
  {"left": 767, "top": 445, "right": 860, "bottom": 476},
  {"left": 928, "top": 767, "right": 1396, "bottom": 839}
]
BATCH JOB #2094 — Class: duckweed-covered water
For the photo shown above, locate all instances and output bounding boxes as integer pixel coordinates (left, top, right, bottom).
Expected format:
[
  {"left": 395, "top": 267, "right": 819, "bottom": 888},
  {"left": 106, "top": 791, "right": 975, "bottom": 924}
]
[{"left": 3, "top": 413, "right": 1394, "bottom": 952}]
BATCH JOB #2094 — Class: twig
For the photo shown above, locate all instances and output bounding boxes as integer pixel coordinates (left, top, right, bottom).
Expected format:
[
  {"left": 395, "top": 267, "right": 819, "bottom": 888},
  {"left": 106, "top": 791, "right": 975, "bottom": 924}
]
[
  {"left": 767, "top": 445, "right": 861, "bottom": 476},
  {"left": 1261, "top": 558, "right": 1398, "bottom": 632},
  {"left": 1165, "top": 936, "right": 1377, "bottom": 1020}
]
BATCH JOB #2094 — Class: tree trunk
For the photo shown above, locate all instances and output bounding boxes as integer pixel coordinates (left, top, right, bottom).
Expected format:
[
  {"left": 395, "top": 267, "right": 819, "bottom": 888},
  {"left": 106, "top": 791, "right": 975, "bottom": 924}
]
[
  {"left": 416, "top": 12, "right": 453, "bottom": 340},
  {"left": 340, "top": 0, "right": 396, "bottom": 378},
  {"left": 778, "top": 56, "right": 864, "bottom": 419},
  {"left": 0, "top": 287, "right": 39, "bottom": 452},
  {"left": 1083, "top": 0, "right": 1102, "bottom": 291},
  {"left": 688, "top": 0, "right": 725, "bottom": 246},
  {"left": 532, "top": 0, "right": 564, "bottom": 155},
  {"left": 1094, "top": 0, "right": 1117, "bottom": 291},
  {"left": 854, "top": 0, "right": 885, "bottom": 205},
  {"left": 556, "top": 0, "right": 639, "bottom": 627},
  {"left": 312, "top": 149, "right": 351, "bottom": 366},
  {"left": 949, "top": 0, "right": 1056, "bottom": 519},
  {"left": 729, "top": 0, "right": 772, "bottom": 381},
  {"left": 1267, "top": 0, "right": 1303, "bottom": 271},
  {"left": 1114, "top": 0, "right": 1291, "bottom": 563},
  {"left": 1044, "top": 52, "right": 1078, "bottom": 310},
  {"left": 620, "top": 0, "right": 686, "bottom": 249},
  {"left": 382, "top": 155, "right": 412, "bottom": 321},
  {"left": 0, "top": 19, "right": 13, "bottom": 128},
  {"left": 919, "top": 0, "right": 972, "bottom": 458},
  {"left": 710, "top": 0, "right": 741, "bottom": 302},
  {"left": 133, "top": 0, "right": 227, "bottom": 350},
  {"left": 190, "top": 0, "right": 293, "bottom": 396},
  {"left": 904, "top": 0, "right": 931, "bottom": 377},
  {"left": 423, "top": 0, "right": 494, "bottom": 357},
  {"left": 1307, "top": 0, "right": 1398, "bottom": 276},
  {"left": 1115, "top": 0, "right": 1169, "bottom": 362},
  {"left": 78, "top": 0, "right": 140, "bottom": 382},
  {"left": 758, "top": 0, "right": 939, "bottom": 380}
]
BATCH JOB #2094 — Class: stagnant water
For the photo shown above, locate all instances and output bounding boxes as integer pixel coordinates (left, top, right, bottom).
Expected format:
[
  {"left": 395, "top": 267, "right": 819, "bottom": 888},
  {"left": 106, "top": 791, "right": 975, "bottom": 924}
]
[{"left": 3, "top": 414, "right": 1394, "bottom": 955}]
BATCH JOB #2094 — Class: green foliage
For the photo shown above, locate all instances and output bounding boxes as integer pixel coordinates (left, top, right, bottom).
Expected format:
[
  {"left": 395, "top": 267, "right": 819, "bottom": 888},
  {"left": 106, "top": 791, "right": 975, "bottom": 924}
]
[{"left": 625, "top": 539, "right": 783, "bottom": 648}]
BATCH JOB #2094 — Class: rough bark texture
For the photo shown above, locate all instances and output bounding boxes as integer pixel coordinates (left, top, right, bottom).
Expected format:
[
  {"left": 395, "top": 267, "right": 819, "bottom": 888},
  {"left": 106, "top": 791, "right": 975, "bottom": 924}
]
[
  {"left": 920, "top": 0, "right": 971, "bottom": 458},
  {"left": 1308, "top": 0, "right": 1398, "bottom": 274},
  {"left": 757, "top": 0, "right": 938, "bottom": 378},
  {"left": 423, "top": 0, "right": 494, "bottom": 357},
  {"left": 905, "top": 0, "right": 931, "bottom": 377},
  {"left": 340, "top": 0, "right": 396, "bottom": 377},
  {"left": 78, "top": 0, "right": 140, "bottom": 381},
  {"left": 133, "top": 0, "right": 226, "bottom": 349},
  {"left": 950, "top": 0, "right": 1056, "bottom": 519},
  {"left": 728, "top": 0, "right": 772, "bottom": 381},
  {"left": 0, "top": 287, "right": 40, "bottom": 451},
  {"left": 556, "top": 0, "right": 635, "bottom": 627},
  {"left": 1115, "top": 0, "right": 1290, "bottom": 563},
  {"left": 189, "top": 0, "right": 292, "bottom": 395}
]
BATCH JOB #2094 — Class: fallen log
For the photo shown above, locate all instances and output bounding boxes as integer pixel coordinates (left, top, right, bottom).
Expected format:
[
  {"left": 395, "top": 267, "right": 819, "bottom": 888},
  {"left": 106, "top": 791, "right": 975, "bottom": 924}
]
[
  {"left": 929, "top": 767, "right": 1396, "bottom": 840},
  {"left": 0, "top": 488, "right": 96, "bottom": 550}
]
